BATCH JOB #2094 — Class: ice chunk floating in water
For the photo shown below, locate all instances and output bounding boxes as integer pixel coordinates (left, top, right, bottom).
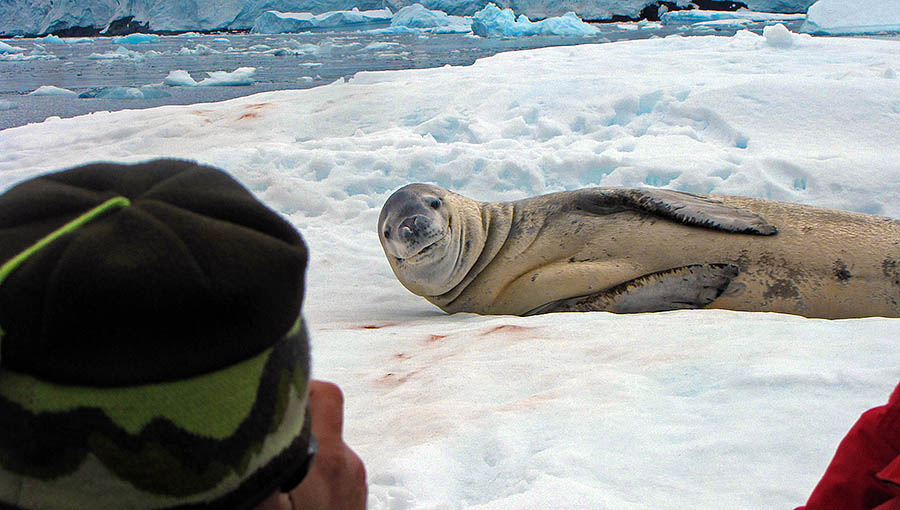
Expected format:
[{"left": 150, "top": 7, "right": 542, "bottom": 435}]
[
  {"left": 27, "top": 85, "right": 77, "bottom": 97},
  {"left": 390, "top": 4, "right": 473, "bottom": 33},
  {"left": 472, "top": 3, "right": 599, "bottom": 37},
  {"left": 251, "top": 8, "right": 393, "bottom": 33},
  {"left": 164, "top": 67, "right": 256, "bottom": 87},
  {"left": 0, "top": 41, "right": 24, "bottom": 53},
  {"left": 78, "top": 85, "right": 171, "bottom": 99}
]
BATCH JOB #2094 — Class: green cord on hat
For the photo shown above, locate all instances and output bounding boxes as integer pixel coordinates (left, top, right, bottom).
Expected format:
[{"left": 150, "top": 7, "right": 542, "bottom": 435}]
[{"left": 0, "top": 196, "right": 131, "bottom": 349}]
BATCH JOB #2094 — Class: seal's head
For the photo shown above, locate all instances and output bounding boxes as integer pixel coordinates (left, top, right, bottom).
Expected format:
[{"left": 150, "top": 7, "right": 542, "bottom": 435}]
[{"left": 378, "top": 183, "right": 485, "bottom": 297}]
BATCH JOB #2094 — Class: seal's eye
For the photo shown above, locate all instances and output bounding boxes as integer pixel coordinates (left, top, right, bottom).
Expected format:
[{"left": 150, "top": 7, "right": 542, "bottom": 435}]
[
  {"left": 383, "top": 229, "right": 391, "bottom": 239},
  {"left": 430, "top": 199, "right": 441, "bottom": 209}
]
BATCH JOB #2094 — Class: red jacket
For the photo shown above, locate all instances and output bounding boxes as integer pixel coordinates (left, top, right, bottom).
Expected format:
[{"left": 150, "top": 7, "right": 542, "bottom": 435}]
[{"left": 798, "top": 383, "right": 900, "bottom": 510}]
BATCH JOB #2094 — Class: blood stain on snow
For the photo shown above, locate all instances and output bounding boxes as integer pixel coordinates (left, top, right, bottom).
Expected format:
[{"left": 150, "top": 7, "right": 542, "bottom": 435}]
[
  {"left": 236, "top": 103, "right": 270, "bottom": 121},
  {"left": 358, "top": 322, "right": 397, "bottom": 330},
  {"left": 480, "top": 324, "right": 535, "bottom": 336},
  {"left": 378, "top": 369, "right": 419, "bottom": 386}
]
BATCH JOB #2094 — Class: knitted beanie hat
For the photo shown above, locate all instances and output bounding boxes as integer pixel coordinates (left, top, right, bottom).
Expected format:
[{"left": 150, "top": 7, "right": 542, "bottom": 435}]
[{"left": 0, "top": 159, "right": 313, "bottom": 510}]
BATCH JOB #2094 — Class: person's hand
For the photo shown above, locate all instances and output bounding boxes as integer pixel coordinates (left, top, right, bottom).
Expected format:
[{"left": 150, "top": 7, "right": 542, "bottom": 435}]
[{"left": 257, "top": 380, "right": 367, "bottom": 510}]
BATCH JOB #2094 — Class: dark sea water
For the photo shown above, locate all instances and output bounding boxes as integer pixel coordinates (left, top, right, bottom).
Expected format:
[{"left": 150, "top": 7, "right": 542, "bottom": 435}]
[{"left": 0, "top": 20, "right": 803, "bottom": 131}]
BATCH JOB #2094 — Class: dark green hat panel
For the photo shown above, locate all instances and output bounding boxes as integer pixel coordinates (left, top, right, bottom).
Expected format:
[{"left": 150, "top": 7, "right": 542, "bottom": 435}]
[
  {"left": 0, "top": 323, "right": 311, "bottom": 510},
  {"left": 0, "top": 159, "right": 308, "bottom": 386}
]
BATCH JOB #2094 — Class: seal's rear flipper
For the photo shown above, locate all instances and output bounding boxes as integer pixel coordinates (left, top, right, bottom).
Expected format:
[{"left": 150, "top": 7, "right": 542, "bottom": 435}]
[
  {"left": 536, "top": 263, "right": 740, "bottom": 314},
  {"left": 575, "top": 189, "right": 777, "bottom": 235}
]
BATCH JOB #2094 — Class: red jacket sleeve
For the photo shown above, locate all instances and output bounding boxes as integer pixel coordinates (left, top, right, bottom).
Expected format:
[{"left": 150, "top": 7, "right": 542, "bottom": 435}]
[{"left": 798, "top": 382, "right": 900, "bottom": 510}]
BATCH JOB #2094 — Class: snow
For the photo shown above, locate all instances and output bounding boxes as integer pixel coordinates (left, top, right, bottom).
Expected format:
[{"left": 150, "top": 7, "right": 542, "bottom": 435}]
[
  {"left": 26, "top": 85, "right": 77, "bottom": 97},
  {"left": 252, "top": 8, "right": 393, "bottom": 33},
  {"left": 472, "top": 4, "right": 599, "bottom": 37},
  {"left": 0, "top": 0, "right": 817, "bottom": 36},
  {"left": 164, "top": 67, "right": 257, "bottom": 87},
  {"left": 763, "top": 22, "right": 808, "bottom": 48},
  {"left": 2, "top": 29, "right": 900, "bottom": 509},
  {"left": 801, "top": 0, "right": 900, "bottom": 35}
]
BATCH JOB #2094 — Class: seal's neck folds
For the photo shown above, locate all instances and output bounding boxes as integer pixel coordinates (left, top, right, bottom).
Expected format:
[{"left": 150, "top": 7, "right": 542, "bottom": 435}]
[{"left": 429, "top": 201, "right": 514, "bottom": 310}]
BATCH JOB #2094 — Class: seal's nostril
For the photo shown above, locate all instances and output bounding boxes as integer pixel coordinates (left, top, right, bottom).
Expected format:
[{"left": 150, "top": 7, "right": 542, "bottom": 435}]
[{"left": 400, "top": 217, "right": 418, "bottom": 235}]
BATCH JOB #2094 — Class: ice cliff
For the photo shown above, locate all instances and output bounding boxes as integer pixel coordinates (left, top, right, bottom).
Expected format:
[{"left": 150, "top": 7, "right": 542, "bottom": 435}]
[{"left": 0, "top": 0, "right": 816, "bottom": 36}]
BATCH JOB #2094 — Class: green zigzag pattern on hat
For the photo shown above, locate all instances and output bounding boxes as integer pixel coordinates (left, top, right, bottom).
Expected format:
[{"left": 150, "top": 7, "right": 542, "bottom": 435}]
[{"left": 0, "top": 324, "right": 309, "bottom": 498}]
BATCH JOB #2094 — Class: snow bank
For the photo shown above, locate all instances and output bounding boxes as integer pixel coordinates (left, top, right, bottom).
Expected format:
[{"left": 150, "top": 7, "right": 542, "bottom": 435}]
[
  {"left": 472, "top": 3, "right": 598, "bottom": 37},
  {"left": 390, "top": 4, "right": 472, "bottom": 33},
  {"left": 27, "top": 85, "right": 77, "bottom": 97},
  {"left": 801, "top": 0, "right": 900, "bottom": 35},
  {"left": 251, "top": 8, "right": 392, "bottom": 33},
  {"left": 3, "top": 32, "right": 900, "bottom": 510},
  {"left": 164, "top": 67, "right": 256, "bottom": 87},
  {"left": 0, "top": 0, "right": 818, "bottom": 36}
]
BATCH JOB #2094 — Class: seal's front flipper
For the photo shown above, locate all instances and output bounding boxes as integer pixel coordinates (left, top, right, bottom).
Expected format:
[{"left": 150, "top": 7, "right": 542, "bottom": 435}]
[
  {"left": 539, "top": 263, "right": 740, "bottom": 314},
  {"left": 575, "top": 188, "right": 777, "bottom": 235}
]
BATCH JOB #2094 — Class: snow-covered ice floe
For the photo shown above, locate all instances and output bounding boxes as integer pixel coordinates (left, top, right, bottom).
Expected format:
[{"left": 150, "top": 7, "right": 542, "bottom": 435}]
[
  {"left": 27, "top": 85, "right": 77, "bottom": 97},
  {"left": 164, "top": 67, "right": 256, "bottom": 87},
  {"left": 800, "top": 0, "right": 900, "bottom": 35},
  {"left": 472, "top": 3, "right": 598, "bottom": 37},
  {"left": 3, "top": 29, "right": 900, "bottom": 510},
  {"left": 88, "top": 46, "right": 154, "bottom": 61},
  {"left": 251, "top": 8, "right": 393, "bottom": 33}
]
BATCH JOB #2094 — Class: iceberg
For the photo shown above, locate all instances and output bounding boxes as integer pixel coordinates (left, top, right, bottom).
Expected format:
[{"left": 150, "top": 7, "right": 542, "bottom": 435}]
[
  {"left": 251, "top": 8, "right": 393, "bottom": 33},
  {"left": 0, "top": 100, "right": 17, "bottom": 110},
  {"left": 472, "top": 3, "right": 599, "bottom": 37},
  {"left": 78, "top": 85, "right": 171, "bottom": 99},
  {"left": 801, "top": 0, "right": 900, "bottom": 35},
  {"left": 88, "top": 46, "right": 146, "bottom": 61},
  {"left": 0, "top": 41, "right": 25, "bottom": 54},
  {"left": 389, "top": 4, "right": 472, "bottom": 33},
  {"left": 164, "top": 67, "right": 256, "bottom": 87},
  {"left": 35, "top": 34, "right": 93, "bottom": 43},
  {"left": 112, "top": 33, "right": 160, "bottom": 44},
  {"left": 28, "top": 85, "right": 78, "bottom": 97},
  {"left": 661, "top": 8, "right": 806, "bottom": 25}
]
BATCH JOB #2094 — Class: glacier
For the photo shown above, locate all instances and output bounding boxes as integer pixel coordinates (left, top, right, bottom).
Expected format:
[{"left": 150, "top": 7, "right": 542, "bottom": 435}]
[{"left": 0, "top": 0, "right": 818, "bottom": 36}]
